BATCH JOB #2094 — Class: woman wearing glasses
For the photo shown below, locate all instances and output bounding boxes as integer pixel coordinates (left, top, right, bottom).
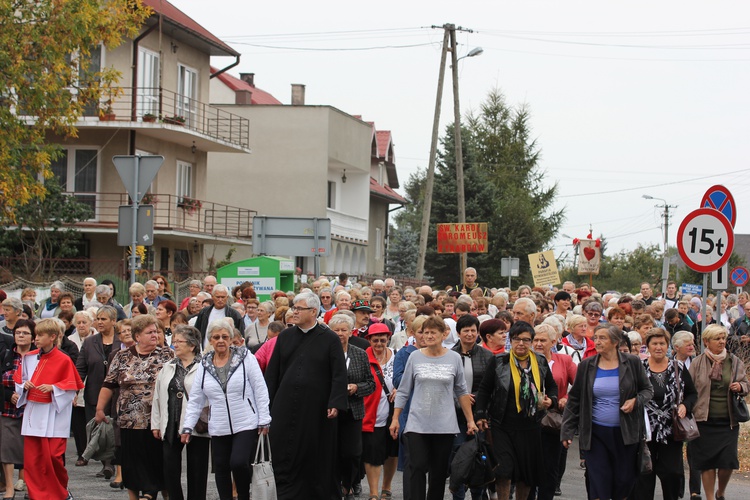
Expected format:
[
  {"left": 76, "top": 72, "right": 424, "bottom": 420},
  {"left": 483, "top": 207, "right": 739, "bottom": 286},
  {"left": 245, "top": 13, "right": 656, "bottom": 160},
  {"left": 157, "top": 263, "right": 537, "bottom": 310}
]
[
  {"left": 152, "top": 275, "right": 174, "bottom": 302},
  {"left": 475, "top": 321, "right": 557, "bottom": 500}
]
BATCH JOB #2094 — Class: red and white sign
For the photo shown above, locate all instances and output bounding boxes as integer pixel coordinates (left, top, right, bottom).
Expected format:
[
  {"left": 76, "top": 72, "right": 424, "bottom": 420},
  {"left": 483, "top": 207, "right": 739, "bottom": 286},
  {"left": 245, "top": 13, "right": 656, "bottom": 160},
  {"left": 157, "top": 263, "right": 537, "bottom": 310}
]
[{"left": 677, "top": 208, "right": 734, "bottom": 273}]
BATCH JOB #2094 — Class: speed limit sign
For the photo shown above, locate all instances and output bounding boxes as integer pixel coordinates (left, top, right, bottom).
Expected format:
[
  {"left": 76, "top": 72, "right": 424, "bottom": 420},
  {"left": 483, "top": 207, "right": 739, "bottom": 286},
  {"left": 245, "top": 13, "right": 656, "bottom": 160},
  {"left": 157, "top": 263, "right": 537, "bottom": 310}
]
[{"left": 677, "top": 208, "right": 734, "bottom": 273}]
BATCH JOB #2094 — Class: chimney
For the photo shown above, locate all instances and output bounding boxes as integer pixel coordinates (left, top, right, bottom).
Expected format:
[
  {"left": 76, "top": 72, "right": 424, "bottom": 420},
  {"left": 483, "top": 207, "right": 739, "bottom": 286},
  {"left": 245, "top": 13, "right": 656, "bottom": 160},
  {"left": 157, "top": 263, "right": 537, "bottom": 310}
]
[
  {"left": 291, "top": 84, "right": 305, "bottom": 105},
  {"left": 240, "top": 73, "right": 255, "bottom": 87}
]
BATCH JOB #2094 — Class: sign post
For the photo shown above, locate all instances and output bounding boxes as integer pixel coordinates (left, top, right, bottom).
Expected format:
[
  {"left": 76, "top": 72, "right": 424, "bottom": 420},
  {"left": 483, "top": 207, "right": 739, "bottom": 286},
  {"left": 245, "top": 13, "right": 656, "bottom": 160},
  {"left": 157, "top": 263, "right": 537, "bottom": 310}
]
[
  {"left": 500, "top": 257, "right": 519, "bottom": 289},
  {"left": 113, "top": 155, "right": 164, "bottom": 285}
]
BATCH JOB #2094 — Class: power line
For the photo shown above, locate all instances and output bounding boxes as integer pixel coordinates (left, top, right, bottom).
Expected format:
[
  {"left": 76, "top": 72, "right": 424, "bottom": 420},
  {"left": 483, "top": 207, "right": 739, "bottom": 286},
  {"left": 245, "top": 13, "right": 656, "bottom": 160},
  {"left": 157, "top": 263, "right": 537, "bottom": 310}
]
[{"left": 228, "top": 41, "right": 436, "bottom": 51}]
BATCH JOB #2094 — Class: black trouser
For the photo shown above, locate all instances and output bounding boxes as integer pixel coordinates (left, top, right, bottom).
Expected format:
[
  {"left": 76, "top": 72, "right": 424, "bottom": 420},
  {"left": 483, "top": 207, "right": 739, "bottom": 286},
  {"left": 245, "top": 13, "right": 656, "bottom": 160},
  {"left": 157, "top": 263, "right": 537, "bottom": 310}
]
[
  {"left": 686, "top": 441, "right": 701, "bottom": 496},
  {"left": 404, "top": 433, "right": 454, "bottom": 500},
  {"left": 632, "top": 438, "right": 684, "bottom": 500},
  {"left": 212, "top": 430, "right": 257, "bottom": 500},
  {"left": 337, "top": 410, "right": 363, "bottom": 493},
  {"left": 71, "top": 406, "right": 87, "bottom": 457},
  {"left": 163, "top": 436, "right": 210, "bottom": 500},
  {"left": 537, "top": 430, "right": 562, "bottom": 500},
  {"left": 557, "top": 444, "right": 568, "bottom": 489}
]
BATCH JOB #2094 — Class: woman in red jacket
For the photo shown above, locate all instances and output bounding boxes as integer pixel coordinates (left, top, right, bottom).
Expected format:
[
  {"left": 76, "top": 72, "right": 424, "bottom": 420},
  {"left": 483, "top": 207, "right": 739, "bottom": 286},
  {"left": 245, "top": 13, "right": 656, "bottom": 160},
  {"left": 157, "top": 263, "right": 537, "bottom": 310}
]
[{"left": 362, "top": 324, "right": 398, "bottom": 500}]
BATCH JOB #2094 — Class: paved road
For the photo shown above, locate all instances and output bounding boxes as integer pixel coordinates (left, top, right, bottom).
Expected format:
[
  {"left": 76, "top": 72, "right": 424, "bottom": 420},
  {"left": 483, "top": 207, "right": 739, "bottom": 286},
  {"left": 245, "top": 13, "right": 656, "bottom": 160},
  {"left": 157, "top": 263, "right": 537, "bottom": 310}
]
[{"left": 55, "top": 436, "right": 750, "bottom": 499}]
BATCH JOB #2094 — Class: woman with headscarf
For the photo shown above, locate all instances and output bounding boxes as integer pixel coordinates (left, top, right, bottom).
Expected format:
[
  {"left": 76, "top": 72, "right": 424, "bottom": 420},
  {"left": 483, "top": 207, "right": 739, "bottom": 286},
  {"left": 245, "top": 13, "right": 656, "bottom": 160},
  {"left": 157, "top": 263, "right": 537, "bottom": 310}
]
[
  {"left": 688, "top": 324, "right": 749, "bottom": 500},
  {"left": 475, "top": 321, "right": 558, "bottom": 500}
]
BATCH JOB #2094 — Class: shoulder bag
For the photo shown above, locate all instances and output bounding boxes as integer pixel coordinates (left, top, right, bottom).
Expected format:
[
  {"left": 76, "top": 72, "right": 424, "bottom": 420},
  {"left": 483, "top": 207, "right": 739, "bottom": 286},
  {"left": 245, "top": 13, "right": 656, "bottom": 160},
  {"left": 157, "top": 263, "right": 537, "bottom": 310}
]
[
  {"left": 732, "top": 392, "right": 750, "bottom": 423},
  {"left": 252, "top": 433, "right": 277, "bottom": 500},
  {"left": 671, "top": 360, "right": 700, "bottom": 441}
]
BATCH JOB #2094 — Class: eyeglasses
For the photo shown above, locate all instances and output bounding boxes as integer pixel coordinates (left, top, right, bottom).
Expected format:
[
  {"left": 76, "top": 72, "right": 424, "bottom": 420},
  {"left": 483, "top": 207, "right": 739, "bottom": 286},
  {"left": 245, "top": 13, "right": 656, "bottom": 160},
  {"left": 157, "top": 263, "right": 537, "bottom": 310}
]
[
  {"left": 511, "top": 337, "right": 532, "bottom": 344},
  {"left": 157, "top": 281, "right": 165, "bottom": 285},
  {"left": 15, "top": 330, "right": 32, "bottom": 336},
  {"left": 172, "top": 339, "right": 188, "bottom": 344},
  {"left": 369, "top": 338, "right": 388, "bottom": 343},
  {"left": 292, "top": 306, "right": 315, "bottom": 312},
  {"left": 586, "top": 311, "right": 601, "bottom": 317}
]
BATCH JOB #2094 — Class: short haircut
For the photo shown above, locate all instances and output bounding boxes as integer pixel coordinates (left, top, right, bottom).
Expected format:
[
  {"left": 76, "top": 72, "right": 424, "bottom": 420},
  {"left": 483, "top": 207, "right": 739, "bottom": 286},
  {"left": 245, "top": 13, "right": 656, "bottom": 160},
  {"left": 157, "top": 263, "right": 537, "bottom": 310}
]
[
  {"left": 295, "top": 292, "right": 321, "bottom": 311},
  {"left": 421, "top": 316, "right": 446, "bottom": 332},
  {"left": 534, "top": 324, "right": 557, "bottom": 342},
  {"left": 13, "top": 319, "right": 36, "bottom": 340},
  {"left": 645, "top": 327, "right": 671, "bottom": 346},
  {"left": 664, "top": 309, "right": 680, "bottom": 322},
  {"left": 479, "top": 318, "right": 509, "bottom": 343},
  {"left": 173, "top": 325, "right": 202, "bottom": 354},
  {"left": 634, "top": 314, "right": 655, "bottom": 330},
  {"left": 213, "top": 284, "right": 229, "bottom": 296},
  {"left": 514, "top": 297, "right": 537, "bottom": 316},
  {"left": 132, "top": 315, "right": 157, "bottom": 338},
  {"left": 58, "top": 292, "right": 75, "bottom": 304},
  {"left": 206, "top": 318, "right": 234, "bottom": 340},
  {"left": 594, "top": 323, "right": 622, "bottom": 345},
  {"left": 455, "top": 302, "right": 471, "bottom": 313},
  {"left": 97, "top": 305, "right": 118, "bottom": 322},
  {"left": 159, "top": 300, "right": 177, "bottom": 315},
  {"left": 58, "top": 310, "right": 74, "bottom": 323},
  {"left": 129, "top": 282, "right": 146, "bottom": 295},
  {"left": 702, "top": 324, "right": 728, "bottom": 343},
  {"left": 50, "top": 281, "right": 65, "bottom": 291},
  {"left": 95, "top": 284, "right": 112, "bottom": 297},
  {"left": 2, "top": 297, "right": 23, "bottom": 312},
  {"left": 508, "top": 321, "right": 534, "bottom": 340},
  {"left": 268, "top": 321, "right": 285, "bottom": 334},
  {"left": 566, "top": 314, "right": 586, "bottom": 331},
  {"left": 36, "top": 318, "right": 62, "bottom": 338},
  {"left": 456, "top": 314, "right": 480, "bottom": 332},
  {"left": 672, "top": 330, "right": 694, "bottom": 349},
  {"left": 329, "top": 313, "right": 354, "bottom": 331},
  {"left": 607, "top": 307, "right": 626, "bottom": 320}
]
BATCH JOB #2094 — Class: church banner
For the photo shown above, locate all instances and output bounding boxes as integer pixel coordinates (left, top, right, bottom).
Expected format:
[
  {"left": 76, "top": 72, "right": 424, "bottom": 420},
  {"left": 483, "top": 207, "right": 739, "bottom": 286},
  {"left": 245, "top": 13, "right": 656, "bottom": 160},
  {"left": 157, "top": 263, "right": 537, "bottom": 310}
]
[{"left": 436, "top": 223, "right": 488, "bottom": 253}]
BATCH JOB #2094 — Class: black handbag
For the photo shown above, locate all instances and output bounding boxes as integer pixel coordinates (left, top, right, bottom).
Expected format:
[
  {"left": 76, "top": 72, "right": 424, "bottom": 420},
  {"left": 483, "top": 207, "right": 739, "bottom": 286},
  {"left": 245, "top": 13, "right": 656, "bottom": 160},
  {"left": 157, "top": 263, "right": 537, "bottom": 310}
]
[
  {"left": 732, "top": 393, "right": 750, "bottom": 423},
  {"left": 637, "top": 438, "right": 653, "bottom": 475},
  {"left": 540, "top": 409, "right": 563, "bottom": 431},
  {"left": 671, "top": 361, "right": 700, "bottom": 442}
]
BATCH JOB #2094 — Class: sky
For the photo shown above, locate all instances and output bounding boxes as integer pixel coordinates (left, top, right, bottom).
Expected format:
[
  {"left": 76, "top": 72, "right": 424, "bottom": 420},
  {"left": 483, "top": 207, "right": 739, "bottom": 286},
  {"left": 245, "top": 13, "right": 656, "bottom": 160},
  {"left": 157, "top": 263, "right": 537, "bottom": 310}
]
[{"left": 173, "top": 0, "right": 750, "bottom": 263}]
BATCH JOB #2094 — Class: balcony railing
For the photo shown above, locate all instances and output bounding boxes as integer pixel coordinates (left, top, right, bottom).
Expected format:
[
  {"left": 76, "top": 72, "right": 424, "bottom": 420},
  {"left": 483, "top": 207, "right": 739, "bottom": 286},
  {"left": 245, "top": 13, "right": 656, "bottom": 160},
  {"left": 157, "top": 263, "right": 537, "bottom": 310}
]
[
  {"left": 88, "top": 86, "right": 249, "bottom": 148},
  {"left": 68, "top": 191, "right": 255, "bottom": 240}
]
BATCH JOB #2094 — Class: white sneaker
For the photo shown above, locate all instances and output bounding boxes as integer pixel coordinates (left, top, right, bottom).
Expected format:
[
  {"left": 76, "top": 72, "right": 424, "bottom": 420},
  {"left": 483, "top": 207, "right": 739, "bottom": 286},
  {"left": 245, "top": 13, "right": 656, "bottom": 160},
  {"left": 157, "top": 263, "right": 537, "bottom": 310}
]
[{"left": 14, "top": 479, "right": 26, "bottom": 491}]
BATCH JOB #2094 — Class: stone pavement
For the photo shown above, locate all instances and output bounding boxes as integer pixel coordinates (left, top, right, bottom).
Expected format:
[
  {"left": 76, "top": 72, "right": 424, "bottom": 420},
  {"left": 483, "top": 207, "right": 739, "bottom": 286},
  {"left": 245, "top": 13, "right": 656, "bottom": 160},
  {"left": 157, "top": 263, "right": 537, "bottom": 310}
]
[{"left": 52, "top": 437, "right": 750, "bottom": 499}]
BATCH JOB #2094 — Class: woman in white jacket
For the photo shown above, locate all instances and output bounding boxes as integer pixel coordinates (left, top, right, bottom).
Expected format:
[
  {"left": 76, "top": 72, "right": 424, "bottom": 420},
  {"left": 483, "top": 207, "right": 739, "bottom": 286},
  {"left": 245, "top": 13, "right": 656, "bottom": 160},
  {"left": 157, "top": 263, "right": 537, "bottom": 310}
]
[
  {"left": 152, "top": 325, "right": 209, "bottom": 500},
  {"left": 180, "top": 319, "right": 271, "bottom": 500}
]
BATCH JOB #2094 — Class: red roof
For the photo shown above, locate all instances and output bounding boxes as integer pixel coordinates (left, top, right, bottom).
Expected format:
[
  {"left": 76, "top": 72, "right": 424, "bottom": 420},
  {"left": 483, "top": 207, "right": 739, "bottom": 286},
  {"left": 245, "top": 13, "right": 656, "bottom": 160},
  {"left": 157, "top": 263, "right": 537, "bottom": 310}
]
[
  {"left": 376, "top": 130, "right": 393, "bottom": 162},
  {"left": 370, "top": 177, "right": 407, "bottom": 205},
  {"left": 142, "top": 0, "right": 238, "bottom": 57},
  {"left": 210, "top": 68, "right": 282, "bottom": 105}
]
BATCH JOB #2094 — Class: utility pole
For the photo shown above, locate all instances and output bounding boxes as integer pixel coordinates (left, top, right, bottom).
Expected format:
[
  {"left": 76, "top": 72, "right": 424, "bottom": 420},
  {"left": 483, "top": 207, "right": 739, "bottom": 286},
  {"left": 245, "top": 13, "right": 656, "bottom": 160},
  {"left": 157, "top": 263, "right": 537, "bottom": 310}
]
[
  {"left": 415, "top": 23, "right": 477, "bottom": 280},
  {"left": 643, "top": 195, "right": 677, "bottom": 296},
  {"left": 415, "top": 27, "right": 450, "bottom": 281}
]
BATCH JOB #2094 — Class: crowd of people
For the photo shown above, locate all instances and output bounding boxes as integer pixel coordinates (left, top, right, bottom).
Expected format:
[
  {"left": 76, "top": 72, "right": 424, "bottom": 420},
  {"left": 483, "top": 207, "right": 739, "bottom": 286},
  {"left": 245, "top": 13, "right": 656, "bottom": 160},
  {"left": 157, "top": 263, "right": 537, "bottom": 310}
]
[{"left": 0, "top": 268, "right": 748, "bottom": 500}]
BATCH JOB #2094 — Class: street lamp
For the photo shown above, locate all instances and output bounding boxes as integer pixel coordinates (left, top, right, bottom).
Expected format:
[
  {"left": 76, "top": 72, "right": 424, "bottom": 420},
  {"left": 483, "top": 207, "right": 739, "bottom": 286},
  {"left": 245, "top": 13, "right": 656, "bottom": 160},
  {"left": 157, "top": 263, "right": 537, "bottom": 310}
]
[
  {"left": 642, "top": 194, "right": 677, "bottom": 297},
  {"left": 457, "top": 47, "right": 484, "bottom": 62}
]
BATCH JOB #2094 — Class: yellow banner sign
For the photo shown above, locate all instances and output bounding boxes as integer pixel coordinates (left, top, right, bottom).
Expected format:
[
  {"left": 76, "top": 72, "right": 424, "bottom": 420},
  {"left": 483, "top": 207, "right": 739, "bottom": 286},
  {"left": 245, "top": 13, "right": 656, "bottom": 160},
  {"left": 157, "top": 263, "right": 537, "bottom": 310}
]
[
  {"left": 528, "top": 250, "right": 561, "bottom": 287},
  {"left": 437, "top": 223, "right": 488, "bottom": 253}
]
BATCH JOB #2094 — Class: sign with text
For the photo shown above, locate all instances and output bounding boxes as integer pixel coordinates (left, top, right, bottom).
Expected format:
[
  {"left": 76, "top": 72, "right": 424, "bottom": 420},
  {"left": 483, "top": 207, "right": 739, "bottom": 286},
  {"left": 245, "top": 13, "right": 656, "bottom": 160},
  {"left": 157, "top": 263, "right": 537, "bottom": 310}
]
[
  {"left": 528, "top": 250, "right": 561, "bottom": 287},
  {"left": 677, "top": 208, "right": 734, "bottom": 273},
  {"left": 681, "top": 283, "right": 703, "bottom": 296},
  {"left": 221, "top": 277, "right": 276, "bottom": 295},
  {"left": 577, "top": 239, "right": 601, "bottom": 275},
  {"left": 436, "top": 223, "right": 488, "bottom": 253}
]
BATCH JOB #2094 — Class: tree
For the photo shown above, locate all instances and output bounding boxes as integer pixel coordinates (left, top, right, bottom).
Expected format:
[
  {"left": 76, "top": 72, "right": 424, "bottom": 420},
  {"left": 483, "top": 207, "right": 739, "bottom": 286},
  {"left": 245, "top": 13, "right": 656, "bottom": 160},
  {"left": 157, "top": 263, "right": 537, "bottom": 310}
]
[
  {"left": 396, "top": 89, "right": 564, "bottom": 287},
  {"left": 0, "top": 178, "right": 93, "bottom": 280},
  {"left": 0, "top": 0, "right": 149, "bottom": 218},
  {"left": 386, "top": 224, "right": 419, "bottom": 278}
]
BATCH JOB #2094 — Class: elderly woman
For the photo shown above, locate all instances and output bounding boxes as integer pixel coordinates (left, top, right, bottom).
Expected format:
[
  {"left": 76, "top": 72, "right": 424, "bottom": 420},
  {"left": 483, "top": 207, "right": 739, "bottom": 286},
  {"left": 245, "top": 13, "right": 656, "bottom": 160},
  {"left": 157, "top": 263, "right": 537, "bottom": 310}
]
[
  {"left": 1, "top": 297, "right": 23, "bottom": 335},
  {"left": 385, "top": 288, "right": 402, "bottom": 320},
  {"left": 475, "top": 321, "right": 557, "bottom": 500},
  {"left": 533, "top": 323, "right": 577, "bottom": 500},
  {"left": 96, "top": 315, "right": 174, "bottom": 500},
  {"left": 180, "top": 319, "right": 271, "bottom": 500},
  {"left": 561, "top": 324, "right": 653, "bottom": 500},
  {"left": 1, "top": 320, "right": 34, "bottom": 499},
  {"left": 152, "top": 326, "right": 209, "bottom": 500},
  {"left": 582, "top": 300, "right": 604, "bottom": 338},
  {"left": 362, "top": 323, "right": 398, "bottom": 500},
  {"left": 451, "top": 314, "right": 493, "bottom": 500},
  {"left": 37, "top": 280, "right": 64, "bottom": 319},
  {"left": 634, "top": 328, "right": 697, "bottom": 500},
  {"left": 478, "top": 318, "right": 508, "bottom": 355},
  {"left": 155, "top": 300, "right": 177, "bottom": 346},
  {"left": 70, "top": 310, "right": 96, "bottom": 466},
  {"left": 318, "top": 287, "right": 335, "bottom": 318},
  {"left": 245, "top": 301, "right": 274, "bottom": 349},
  {"left": 124, "top": 282, "right": 146, "bottom": 319},
  {"left": 330, "top": 313, "right": 375, "bottom": 499},
  {"left": 561, "top": 314, "right": 596, "bottom": 363},
  {"left": 390, "top": 316, "right": 477, "bottom": 500},
  {"left": 688, "top": 324, "right": 749, "bottom": 500}
]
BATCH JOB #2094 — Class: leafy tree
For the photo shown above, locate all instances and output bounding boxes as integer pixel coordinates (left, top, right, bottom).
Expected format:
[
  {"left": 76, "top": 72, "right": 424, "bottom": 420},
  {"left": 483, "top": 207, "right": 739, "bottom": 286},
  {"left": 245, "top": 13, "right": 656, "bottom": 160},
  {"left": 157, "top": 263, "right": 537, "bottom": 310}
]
[
  {"left": 0, "top": 178, "right": 93, "bottom": 280},
  {"left": 396, "top": 89, "right": 564, "bottom": 287},
  {"left": 0, "top": 0, "right": 149, "bottom": 218}
]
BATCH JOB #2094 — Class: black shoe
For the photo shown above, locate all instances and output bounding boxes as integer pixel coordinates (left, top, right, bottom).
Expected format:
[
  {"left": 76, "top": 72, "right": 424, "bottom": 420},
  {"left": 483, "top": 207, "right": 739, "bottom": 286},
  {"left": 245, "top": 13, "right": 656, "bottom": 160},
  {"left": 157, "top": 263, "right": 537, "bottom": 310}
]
[
  {"left": 554, "top": 487, "right": 562, "bottom": 496},
  {"left": 353, "top": 483, "right": 362, "bottom": 496},
  {"left": 102, "top": 466, "right": 114, "bottom": 479}
]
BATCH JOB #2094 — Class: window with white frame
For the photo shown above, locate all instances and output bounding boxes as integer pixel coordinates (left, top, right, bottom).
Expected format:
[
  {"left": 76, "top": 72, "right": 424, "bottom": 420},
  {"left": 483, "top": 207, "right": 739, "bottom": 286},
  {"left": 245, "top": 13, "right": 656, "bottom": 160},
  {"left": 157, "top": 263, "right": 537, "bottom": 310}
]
[
  {"left": 49, "top": 147, "right": 99, "bottom": 217},
  {"left": 176, "top": 161, "right": 193, "bottom": 202},
  {"left": 137, "top": 48, "right": 160, "bottom": 118},
  {"left": 177, "top": 64, "right": 198, "bottom": 126}
]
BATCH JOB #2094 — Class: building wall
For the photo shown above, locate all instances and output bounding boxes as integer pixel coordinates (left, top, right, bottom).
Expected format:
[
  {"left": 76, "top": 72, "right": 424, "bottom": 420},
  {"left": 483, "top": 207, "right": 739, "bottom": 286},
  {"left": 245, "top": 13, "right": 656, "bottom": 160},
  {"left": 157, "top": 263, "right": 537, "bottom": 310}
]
[{"left": 367, "top": 200, "right": 388, "bottom": 275}]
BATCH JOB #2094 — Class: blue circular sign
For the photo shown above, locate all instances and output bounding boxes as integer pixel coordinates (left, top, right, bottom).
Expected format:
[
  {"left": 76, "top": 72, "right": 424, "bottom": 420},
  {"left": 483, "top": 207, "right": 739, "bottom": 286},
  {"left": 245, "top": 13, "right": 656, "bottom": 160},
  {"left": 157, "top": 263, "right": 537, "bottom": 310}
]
[{"left": 730, "top": 266, "right": 749, "bottom": 287}]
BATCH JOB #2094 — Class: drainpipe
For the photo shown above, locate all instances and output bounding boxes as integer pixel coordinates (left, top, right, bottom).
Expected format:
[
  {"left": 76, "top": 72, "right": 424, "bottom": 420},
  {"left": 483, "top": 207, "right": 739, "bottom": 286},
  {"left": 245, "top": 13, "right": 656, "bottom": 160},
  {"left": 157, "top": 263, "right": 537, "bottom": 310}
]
[
  {"left": 129, "top": 21, "right": 159, "bottom": 154},
  {"left": 210, "top": 55, "right": 241, "bottom": 79}
]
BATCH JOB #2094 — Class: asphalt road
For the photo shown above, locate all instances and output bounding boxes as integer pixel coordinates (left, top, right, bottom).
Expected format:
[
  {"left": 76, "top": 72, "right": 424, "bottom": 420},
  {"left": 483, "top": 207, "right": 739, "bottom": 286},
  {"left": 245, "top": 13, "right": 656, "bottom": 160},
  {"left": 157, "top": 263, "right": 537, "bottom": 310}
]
[{"left": 43, "top": 436, "right": 750, "bottom": 499}]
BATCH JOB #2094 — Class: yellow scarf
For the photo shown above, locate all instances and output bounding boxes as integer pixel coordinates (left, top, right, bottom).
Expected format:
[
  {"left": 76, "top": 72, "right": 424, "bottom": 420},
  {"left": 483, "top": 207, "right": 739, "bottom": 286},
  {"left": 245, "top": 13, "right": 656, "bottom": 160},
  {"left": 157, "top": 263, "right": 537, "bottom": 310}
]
[{"left": 509, "top": 351, "right": 541, "bottom": 413}]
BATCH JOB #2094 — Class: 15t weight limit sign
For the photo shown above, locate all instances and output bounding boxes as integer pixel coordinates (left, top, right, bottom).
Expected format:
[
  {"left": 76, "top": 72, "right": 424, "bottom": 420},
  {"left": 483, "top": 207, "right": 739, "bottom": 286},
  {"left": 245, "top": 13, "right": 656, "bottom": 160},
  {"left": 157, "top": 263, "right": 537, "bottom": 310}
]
[{"left": 677, "top": 208, "right": 734, "bottom": 273}]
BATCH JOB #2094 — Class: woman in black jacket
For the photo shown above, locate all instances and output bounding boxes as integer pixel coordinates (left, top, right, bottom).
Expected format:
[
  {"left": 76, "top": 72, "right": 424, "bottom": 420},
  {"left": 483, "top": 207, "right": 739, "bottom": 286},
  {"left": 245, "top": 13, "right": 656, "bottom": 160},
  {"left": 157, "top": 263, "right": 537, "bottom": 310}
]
[
  {"left": 450, "top": 314, "right": 493, "bottom": 500},
  {"left": 561, "top": 324, "right": 653, "bottom": 500},
  {"left": 633, "top": 328, "right": 697, "bottom": 500},
  {"left": 475, "top": 321, "right": 558, "bottom": 500}
]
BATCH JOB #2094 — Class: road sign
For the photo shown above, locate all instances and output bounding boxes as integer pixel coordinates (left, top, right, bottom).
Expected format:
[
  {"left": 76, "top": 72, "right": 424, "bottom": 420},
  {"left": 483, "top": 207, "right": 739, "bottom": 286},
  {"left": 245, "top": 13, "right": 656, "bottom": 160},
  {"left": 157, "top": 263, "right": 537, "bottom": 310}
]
[
  {"left": 712, "top": 263, "right": 729, "bottom": 290},
  {"left": 117, "top": 205, "right": 154, "bottom": 246},
  {"left": 681, "top": 283, "right": 703, "bottom": 296},
  {"left": 501, "top": 258, "right": 519, "bottom": 277},
  {"left": 677, "top": 208, "right": 734, "bottom": 273},
  {"left": 730, "top": 266, "right": 750, "bottom": 287},
  {"left": 113, "top": 155, "right": 164, "bottom": 203},
  {"left": 701, "top": 184, "right": 736, "bottom": 228}
]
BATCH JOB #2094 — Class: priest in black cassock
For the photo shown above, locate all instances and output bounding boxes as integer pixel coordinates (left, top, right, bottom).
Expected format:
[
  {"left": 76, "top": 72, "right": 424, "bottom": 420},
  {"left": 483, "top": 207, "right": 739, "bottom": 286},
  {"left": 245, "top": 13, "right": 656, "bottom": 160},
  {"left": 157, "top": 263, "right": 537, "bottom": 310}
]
[{"left": 265, "top": 292, "right": 348, "bottom": 500}]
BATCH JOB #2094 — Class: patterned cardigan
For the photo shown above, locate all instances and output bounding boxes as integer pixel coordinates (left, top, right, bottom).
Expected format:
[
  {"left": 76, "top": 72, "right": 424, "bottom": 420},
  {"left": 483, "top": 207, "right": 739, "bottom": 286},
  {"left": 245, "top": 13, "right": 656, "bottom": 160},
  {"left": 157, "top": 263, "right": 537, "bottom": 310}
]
[{"left": 344, "top": 344, "right": 376, "bottom": 420}]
